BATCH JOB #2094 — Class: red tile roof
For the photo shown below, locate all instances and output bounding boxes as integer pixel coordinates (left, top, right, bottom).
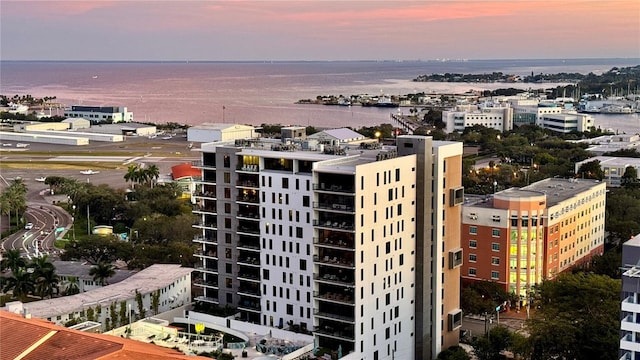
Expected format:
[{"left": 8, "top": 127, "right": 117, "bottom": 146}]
[
  {"left": 0, "top": 311, "right": 209, "bottom": 360},
  {"left": 171, "top": 163, "right": 201, "bottom": 180}
]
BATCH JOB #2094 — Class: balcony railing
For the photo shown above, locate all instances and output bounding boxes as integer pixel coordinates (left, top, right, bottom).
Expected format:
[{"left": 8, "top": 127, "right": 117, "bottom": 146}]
[
  {"left": 313, "top": 202, "right": 355, "bottom": 212},
  {"left": 238, "top": 272, "right": 260, "bottom": 281},
  {"left": 193, "top": 236, "right": 217, "bottom": 244},
  {"left": 237, "top": 212, "right": 260, "bottom": 220},
  {"left": 236, "top": 195, "right": 259, "bottom": 204},
  {"left": 238, "top": 287, "right": 261, "bottom": 297},
  {"left": 238, "top": 257, "right": 261, "bottom": 266},
  {"left": 314, "top": 273, "right": 355, "bottom": 286},
  {"left": 237, "top": 227, "right": 260, "bottom": 235},
  {"left": 237, "top": 299, "right": 261, "bottom": 311},
  {"left": 314, "top": 310, "right": 355, "bottom": 323},
  {"left": 313, "top": 237, "right": 354, "bottom": 249},
  {"left": 237, "top": 241, "right": 260, "bottom": 250},
  {"left": 313, "top": 326, "right": 354, "bottom": 341},
  {"left": 314, "top": 292, "right": 354, "bottom": 305},
  {"left": 194, "top": 295, "right": 219, "bottom": 304},
  {"left": 313, "top": 220, "right": 354, "bottom": 231},
  {"left": 195, "top": 265, "right": 218, "bottom": 274},
  {"left": 313, "top": 183, "right": 354, "bottom": 194},
  {"left": 314, "top": 255, "right": 355, "bottom": 268},
  {"left": 237, "top": 180, "right": 259, "bottom": 188}
]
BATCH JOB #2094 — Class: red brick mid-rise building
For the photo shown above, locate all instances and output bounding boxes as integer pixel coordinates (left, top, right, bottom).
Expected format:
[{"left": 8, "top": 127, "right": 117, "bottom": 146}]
[{"left": 461, "top": 178, "right": 606, "bottom": 303}]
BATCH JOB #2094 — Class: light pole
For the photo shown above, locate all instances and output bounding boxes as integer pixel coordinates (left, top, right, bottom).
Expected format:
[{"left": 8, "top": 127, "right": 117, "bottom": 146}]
[
  {"left": 493, "top": 181, "right": 497, "bottom": 194},
  {"left": 72, "top": 205, "right": 76, "bottom": 240}
]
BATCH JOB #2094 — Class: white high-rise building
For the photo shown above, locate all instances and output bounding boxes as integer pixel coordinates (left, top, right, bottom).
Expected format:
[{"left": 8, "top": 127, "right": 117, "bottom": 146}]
[
  {"left": 192, "top": 133, "right": 463, "bottom": 359},
  {"left": 620, "top": 233, "right": 640, "bottom": 360}
]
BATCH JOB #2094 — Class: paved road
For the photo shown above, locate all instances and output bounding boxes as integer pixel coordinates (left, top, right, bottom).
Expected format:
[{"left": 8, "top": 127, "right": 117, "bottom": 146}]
[{"left": 0, "top": 136, "right": 201, "bottom": 256}]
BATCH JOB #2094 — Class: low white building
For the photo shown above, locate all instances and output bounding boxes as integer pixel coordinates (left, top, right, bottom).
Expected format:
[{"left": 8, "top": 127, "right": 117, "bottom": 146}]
[
  {"left": 62, "top": 118, "right": 91, "bottom": 130},
  {"left": 441, "top": 105, "right": 513, "bottom": 133},
  {"left": 64, "top": 106, "right": 133, "bottom": 123},
  {"left": 540, "top": 113, "right": 595, "bottom": 133},
  {"left": 575, "top": 156, "right": 640, "bottom": 186},
  {"left": 187, "top": 123, "right": 257, "bottom": 143},
  {"left": 510, "top": 102, "right": 564, "bottom": 127},
  {"left": 4, "top": 264, "right": 192, "bottom": 330},
  {"left": 570, "top": 134, "right": 640, "bottom": 156}
]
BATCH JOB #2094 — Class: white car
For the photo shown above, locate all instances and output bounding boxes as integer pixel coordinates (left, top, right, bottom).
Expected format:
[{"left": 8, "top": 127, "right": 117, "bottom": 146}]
[
  {"left": 24, "top": 222, "right": 34, "bottom": 230},
  {"left": 35, "top": 177, "right": 46, "bottom": 182}
]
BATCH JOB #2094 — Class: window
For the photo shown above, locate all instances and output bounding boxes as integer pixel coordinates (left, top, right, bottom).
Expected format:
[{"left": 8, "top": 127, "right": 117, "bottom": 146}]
[
  {"left": 302, "top": 196, "right": 310, "bottom": 207},
  {"left": 491, "top": 243, "right": 500, "bottom": 251},
  {"left": 491, "top": 271, "right": 499, "bottom": 280},
  {"left": 469, "top": 240, "right": 477, "bottom": 248},
  {"left": 469, "top": 254, "right": 477, "bottom": 262},
  {"left": 492, "top": 229, "right": 500, "bottom": 237},
  {"left": 263, "top": 269, "right": 270, "bottom": 280},
  {"left": 296, "top": 227, "right": 303, "bottom": 238},
  {"left": 448, "top": 310, "right": 463, "bottom": 331},
  {"left": 491, "top": 257, "right": 500, "bottom": 265},
  {"left": 469, "top": 268, "right": 477, "bottom": 276},
  {"left": 287, "top": 304, "right": 293, "bottom": 315},
  {"left": 282, "top": 178, "right": 289, "bottom": 189},
  {"left": 449, "top": 248, "right": 463, "bottom": 268},
  {"left": 469, "top": 226, "right": 478, "bottom": 235},
  {"left": 300, "top": 259, "right": 307, "bottom": 271}
]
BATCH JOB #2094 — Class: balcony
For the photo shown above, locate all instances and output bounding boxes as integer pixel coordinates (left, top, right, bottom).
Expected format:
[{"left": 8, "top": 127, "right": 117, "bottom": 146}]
[
  {"left": 313, "top": 202, "right": 355, "bottom": 213},
  {"left": 621, "top": 314, "right": 640, "bottom": 333},
  {"left": 314, "top": 255, "right": 355, "bottom": 269},
  {"left": 238, "top": 257, "right": 261, "bottom": 267},
  {"left": 237, "top": 211, "right": 260, "bottom": 220},
  {"left": 237, "top": 226, "right": 260, "bottom": 235},
  {"left": 313, "top": 220, "right": 354, "bottom": 231},
  {"left": 238, "top": 271, "right": 260, "bottom": 282},
  {"left": 314, "top": 237, "right": 354, "bottom": 249},
  {"left": 193, "top": 222, "right": 217, "bottom": 230},
  {"left": 314, "top": 273, "right": 354, "bottom": 286},
  {"left": 193, "top": 191, "right": 216, "bottom": 199},
  {"left": 193, "top": 236, "right": 217, "bottom": 245},
  {"left": 236, "top": 195, "right": 259, "bottom": 204},
  {"left": 195, "top": 265, "right": 218, "bottom": 274},
  {"left": 622, "top": 295, "right": 640, "bottom": 314},
  {"left": 314, "top": 310, "right": 355, "bottom": 323},
  {"left": 237, "top": 179, "right": 259, "bottom": 188},
  {"left": 238, "top": 286, "right": 261, "bottom": 297},
  {"left": 313, "top": 183, "right": 354, "bottom": 194},
  {"left": 313, "top": 324, "right": 354, "bottom": 341},
  {"left": 314, "top": 291, "right": 354, "bottom": 305},
  {"left": 194, "top": 250, "right": 218, "bottom": 259},
  {"left": 238, "top": 164, "right": 259, "bottom": 172},
  {"left": 194, "top": 295, "right": 219, "bottom": 304},
  {"left": 193, "top": 279, "right": 219, "bottom": 289}
]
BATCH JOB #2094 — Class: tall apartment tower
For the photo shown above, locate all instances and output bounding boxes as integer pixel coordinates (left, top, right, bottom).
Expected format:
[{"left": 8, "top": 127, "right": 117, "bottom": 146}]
[
  {"left": 620, "top": 233, "right": 640, "bottom": 360},
  {"left": 192, "top": 135, "right": 463, "bottom": 360}
]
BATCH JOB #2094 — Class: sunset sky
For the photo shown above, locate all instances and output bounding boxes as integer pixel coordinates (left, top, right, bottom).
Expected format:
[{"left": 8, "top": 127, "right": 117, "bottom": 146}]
[{"left": 1, "top": 1, "right": 638, "bottom": 61}]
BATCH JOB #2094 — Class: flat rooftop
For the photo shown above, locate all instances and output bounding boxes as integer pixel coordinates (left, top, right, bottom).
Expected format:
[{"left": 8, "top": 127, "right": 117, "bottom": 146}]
[
  {"left": 23, "top": 264, "right": 192, "bottom": 318},
  {"left": 53, "top": 261, "right": 138, "bottom": 284},
  {"left": 522, "top": 178, "right": 603, "bottom": 206}
]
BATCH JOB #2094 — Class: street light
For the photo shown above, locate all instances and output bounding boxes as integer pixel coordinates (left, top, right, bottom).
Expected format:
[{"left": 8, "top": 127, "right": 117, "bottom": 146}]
[
  {"left": 71, "top": 205, "right": 76, "bottom": 240},
  {"left": 493, "top": 181, "right": 498, "bottom": 194}
]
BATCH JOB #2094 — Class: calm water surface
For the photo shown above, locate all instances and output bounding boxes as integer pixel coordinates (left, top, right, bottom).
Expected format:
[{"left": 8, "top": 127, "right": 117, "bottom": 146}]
[{"left": 1, "top": 59, "right": 638, "bottom": 133}]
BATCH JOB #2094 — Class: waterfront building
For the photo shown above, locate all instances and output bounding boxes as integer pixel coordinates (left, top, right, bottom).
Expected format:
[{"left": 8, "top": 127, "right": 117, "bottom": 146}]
[
  {"left": 620, "top": 233, "right": 640, "bottom": 360},
  {"left": 539, "top": 113, "right": 595, "bottom": 133},
  {"left": 510, "top": 101, "right": 564, "bottom": 127},
  {"left": 575, "top": 156, "right": 640, "bottom": 187},
  {"left": 570, "top": 134, "right": 640, "bottom": 156},
  {"left": 3, "top": 264, "right": 192, "bottom": 330},
  {"left": 441, "top": 105, "right": 513, "bottom": 133},
  {"left": 461, "top": 178, "right": 606, "bottom": 302},
  {"left": 191, "top": 132, "right": 464, "bottom": 359},
  {"left": 63, "top": 105, "right": 133, "bottom": 123}
]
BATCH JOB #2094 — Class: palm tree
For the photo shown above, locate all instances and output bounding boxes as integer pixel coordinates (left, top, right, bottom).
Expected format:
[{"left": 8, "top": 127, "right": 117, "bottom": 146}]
[
  {"left": 34, "top": 266, "right": 59, "bottom": 299},
  {"left": 1, "top": 249, "right": 26, "bottom": 273},
  {"left": 65, "top": 276, "right": 80, "bottom": 295},
  {"left": 124, "top": 164, "right": 139, "bottom": 189},
  {"left": 89, "top": 262, "right": 116, "bottom": 286},
  {"left": 146, "top": 164, "right": 160, "bottom": 188},
  {"left": 3, "top": 267, "right": 35, "bottom": 301}
]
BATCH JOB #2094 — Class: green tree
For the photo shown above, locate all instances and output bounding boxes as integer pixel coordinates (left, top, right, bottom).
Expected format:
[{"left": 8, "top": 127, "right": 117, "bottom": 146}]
[
  {"left": 577, "top": 160, "right": 604, "bottom": 180},
  {"left": 1, "top": 249, "right": 26, "bottom": 272},
  {"left": 622, "top": 166, "right": 639, "bottom": 188},
  {"left": 61, "top": 235, "right": 126, "bottom": 264},
  {"left": 145, "top": 164, "right": 160, "bottom": 188},
  {"left": 527, "top": 272, "right": 620, "bottom": 360},
  {"left": 89, "top": 262, "right": 116, "bottom": 286},
  {"left": 30, "top": 256, "right": 59, "bottom": 299},
  {"left": 3, "top": 267, "right": 35, "bottom": 301},
  {"left": 437, "top": 346, "right": 471, "bottom": 360},
  {"left": 65, "top": 276, "right": 80, "bottom": 295},
  {"left": 136, "top": 290, "right": 146, "bottom": 320}
]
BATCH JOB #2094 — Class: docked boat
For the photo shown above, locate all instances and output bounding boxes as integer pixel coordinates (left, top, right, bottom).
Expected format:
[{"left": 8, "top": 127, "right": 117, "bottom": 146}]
[
  {"left": 375, "top": 96, "right": 399, "bottom": 108},
  {"left": 599, "top": 104, "right": 634, "bottom": 114}
]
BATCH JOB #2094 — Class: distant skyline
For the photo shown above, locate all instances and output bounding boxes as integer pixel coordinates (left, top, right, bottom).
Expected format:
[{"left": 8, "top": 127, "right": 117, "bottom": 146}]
[{"left": 1, "top": 1, "right": 639, "bottom": 61}]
